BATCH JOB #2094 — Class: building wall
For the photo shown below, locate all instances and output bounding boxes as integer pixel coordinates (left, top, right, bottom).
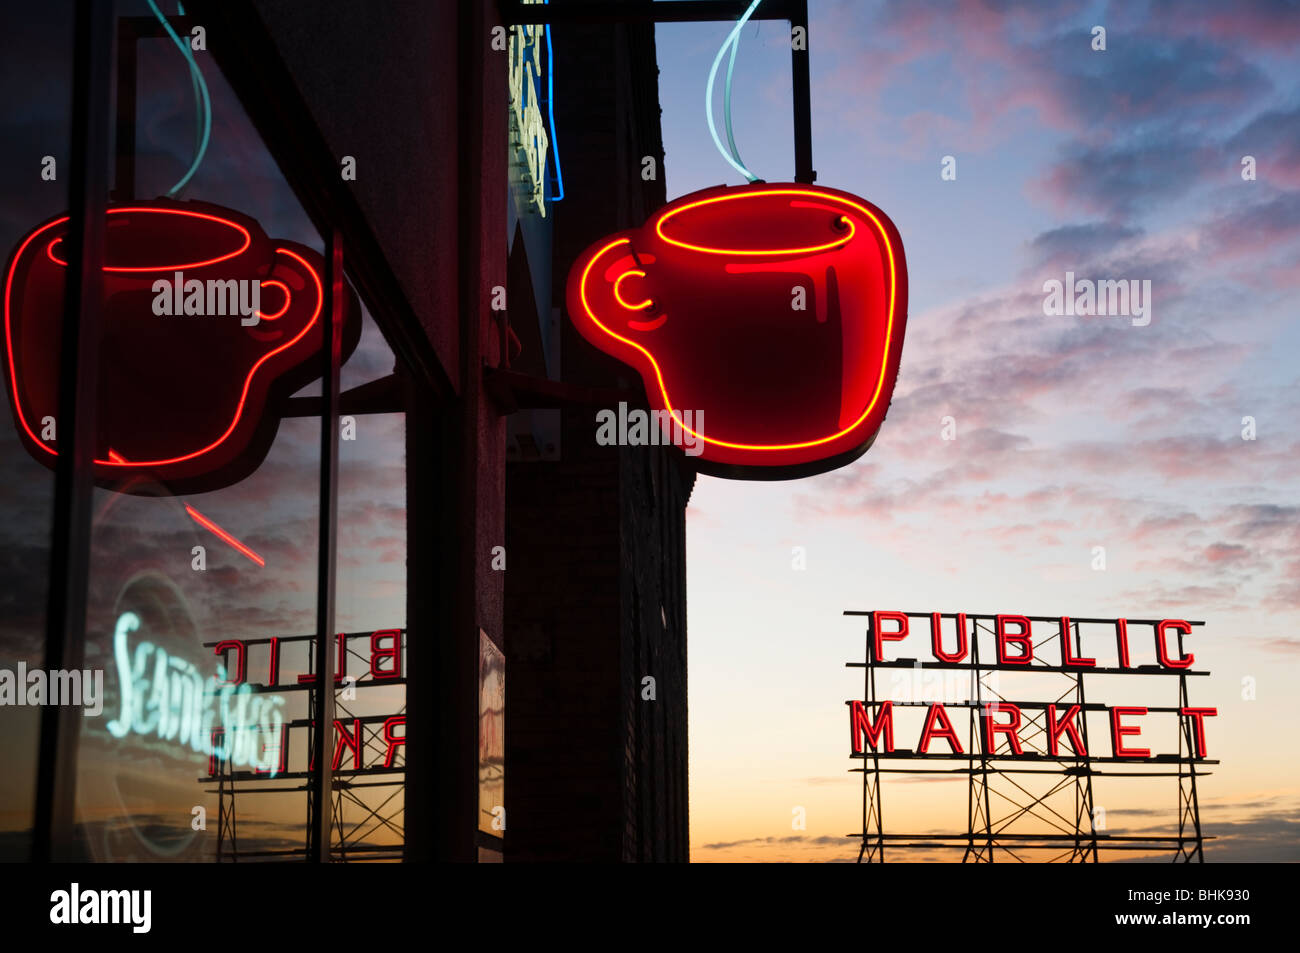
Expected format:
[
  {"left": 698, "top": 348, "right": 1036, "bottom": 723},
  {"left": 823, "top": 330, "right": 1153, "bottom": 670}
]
[
  {"left": 232, "top": 0, "right": 509, "bottom": 861},
  {"left": 248, "top": 0, "right": 466, "bottom": 391},
  {"left": 216, "top": 0, "right": 688, "bottom": 862},
  {"left": 504, "top": 16, "right": 692, "bottom": 862},
  {"left": 618, "top": 424, "right": 692, "bottom": 862}
]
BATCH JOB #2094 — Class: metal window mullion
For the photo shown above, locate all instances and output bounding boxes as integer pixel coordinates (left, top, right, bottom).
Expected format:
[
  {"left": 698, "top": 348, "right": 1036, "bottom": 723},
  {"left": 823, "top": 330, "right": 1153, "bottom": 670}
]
[
  {"left": 789, "top": 0, "right": 813, "bottom": 183},
  {"left": 308, "top": 229, "right": 343, "bottom": 862},
  {"left": 32, "top": 0, "right": 115, "bottom": 865}
]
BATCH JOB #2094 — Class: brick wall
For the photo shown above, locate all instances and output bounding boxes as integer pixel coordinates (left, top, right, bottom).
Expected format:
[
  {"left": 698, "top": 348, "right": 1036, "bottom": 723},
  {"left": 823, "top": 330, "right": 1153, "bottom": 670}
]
[{"left": 503, "top": 12, "right": 692, "bottom": 862}]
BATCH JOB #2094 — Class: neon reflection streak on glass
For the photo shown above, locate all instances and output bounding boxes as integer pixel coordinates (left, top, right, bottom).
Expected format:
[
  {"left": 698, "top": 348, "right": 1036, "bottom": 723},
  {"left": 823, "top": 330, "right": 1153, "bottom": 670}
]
[
  {"left": 105, "top": 612, "right": 285, "bottom": 775},
  {"left": 147, "top": 0, "right": 212, "bottom": 197},
  {"left": 6, "top": 221, "right": 326, "bottom": 472},
  {"left": 185, "top": 504, "right": 265, "bottom": 566},
  {"left": 44, "top": 207, "right": 252, "bottom": 271}
]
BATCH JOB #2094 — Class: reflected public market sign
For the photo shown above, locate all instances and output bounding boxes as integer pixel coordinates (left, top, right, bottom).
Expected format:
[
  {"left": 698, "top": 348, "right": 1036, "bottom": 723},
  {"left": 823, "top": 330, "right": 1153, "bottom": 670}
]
[
  {"left": 3, "top": 199, "right": 361, "bottom": 493},
  {"left": 106, "top": 613, "right": 410, "bottom": 779},
  {"left": 566, "top": 183, "right": 909, "bottom": 480},
  {"left": 202, "top": 628, "right": 407, "bottom": 779}
]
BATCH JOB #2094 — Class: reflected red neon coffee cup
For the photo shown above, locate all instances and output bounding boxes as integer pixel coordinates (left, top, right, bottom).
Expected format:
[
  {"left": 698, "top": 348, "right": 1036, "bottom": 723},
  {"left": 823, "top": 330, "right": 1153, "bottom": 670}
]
[
  {"left": 3, "top": 199, "right": 359, "bottom": 492},
  {"left": 566, "top": 183, "right": 908, "bottom": 479}
]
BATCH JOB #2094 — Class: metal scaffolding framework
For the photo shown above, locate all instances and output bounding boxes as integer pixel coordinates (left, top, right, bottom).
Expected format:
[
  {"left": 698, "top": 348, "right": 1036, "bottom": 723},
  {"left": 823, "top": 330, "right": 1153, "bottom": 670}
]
[{"left": 845, "top": 612, "right": 1215, "bottom": 863}]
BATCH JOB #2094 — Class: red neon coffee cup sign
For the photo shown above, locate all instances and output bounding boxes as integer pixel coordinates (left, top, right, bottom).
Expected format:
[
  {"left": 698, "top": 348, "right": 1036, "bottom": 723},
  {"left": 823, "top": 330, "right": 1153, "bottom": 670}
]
[{"left": 566, "top": 183, "right": 909, "bottom": 479}]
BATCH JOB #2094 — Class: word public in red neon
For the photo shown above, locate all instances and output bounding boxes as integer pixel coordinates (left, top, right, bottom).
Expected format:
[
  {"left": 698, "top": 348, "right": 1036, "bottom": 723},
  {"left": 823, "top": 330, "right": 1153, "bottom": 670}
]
[
  {"left": 866, "top": 611, "right": 1198, "bottom": 671},
  {"left": 566, "top": 183, "right": 908, "bottom": 479}
]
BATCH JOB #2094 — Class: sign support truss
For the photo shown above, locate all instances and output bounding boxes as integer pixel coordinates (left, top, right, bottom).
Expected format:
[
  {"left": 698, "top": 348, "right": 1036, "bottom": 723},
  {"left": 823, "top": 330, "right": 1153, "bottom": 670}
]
[{"left": 205, "top": 632, "right": 407, "bottom": 862}]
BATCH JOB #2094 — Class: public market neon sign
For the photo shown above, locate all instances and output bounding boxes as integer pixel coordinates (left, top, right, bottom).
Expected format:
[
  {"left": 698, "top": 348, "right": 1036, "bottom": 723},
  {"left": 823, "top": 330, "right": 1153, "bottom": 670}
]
[
  {"left": 847, "top": 611, "right": 1218, "bottom": 760},
  {"left": 106, "top": 612, "right": 287, "bottom": 775}
]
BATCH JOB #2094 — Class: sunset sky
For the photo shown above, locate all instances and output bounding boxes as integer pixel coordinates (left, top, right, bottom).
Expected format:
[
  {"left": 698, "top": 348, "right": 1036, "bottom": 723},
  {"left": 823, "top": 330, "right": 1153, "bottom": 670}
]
[{"left": 660, "top": 0, "right": 1300, "bottom": 862}]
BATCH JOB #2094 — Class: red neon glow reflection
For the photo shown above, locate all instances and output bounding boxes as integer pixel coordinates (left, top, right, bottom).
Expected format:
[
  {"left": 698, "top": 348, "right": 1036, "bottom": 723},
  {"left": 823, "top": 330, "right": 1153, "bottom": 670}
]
[
  {"left": 256, "top": 279, "right": 291, "bottom": 321},
  {"left": 5, "top": 206, "right": 323, "bottom": 471},
  {"left": 185, "top": 504, "right": 265, "bottom": 566},
  {"left": 43, "top": 206, "right": 252, "bottom": 271}
]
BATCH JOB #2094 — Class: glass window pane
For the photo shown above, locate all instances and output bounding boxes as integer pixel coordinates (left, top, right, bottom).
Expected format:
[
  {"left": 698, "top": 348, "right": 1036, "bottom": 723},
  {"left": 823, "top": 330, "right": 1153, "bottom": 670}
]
[{"left": 0, "top": 0, "right": 73, "bottom": 862}]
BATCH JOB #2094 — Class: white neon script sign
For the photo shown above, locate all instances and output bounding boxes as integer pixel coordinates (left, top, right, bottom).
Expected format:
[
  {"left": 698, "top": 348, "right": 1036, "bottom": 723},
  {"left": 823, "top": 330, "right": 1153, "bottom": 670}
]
[
  {"left": 106, "top": 612, "right": 286, "bottom": 775},
  {"left": 509, "top": 3, "right": 550, "bottom": 216}
]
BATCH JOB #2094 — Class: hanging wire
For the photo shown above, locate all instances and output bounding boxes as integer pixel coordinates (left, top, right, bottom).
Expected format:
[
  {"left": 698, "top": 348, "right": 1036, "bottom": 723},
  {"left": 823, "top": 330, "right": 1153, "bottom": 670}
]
[
  {"left": 148, "top": 0, "right": 211, "bottom": 197},
  {"left": 706, "top": 0, "right": 763, "bottom": 182},
  {"left": 723, "top": 24, "right": 743, "bottom": 171}
]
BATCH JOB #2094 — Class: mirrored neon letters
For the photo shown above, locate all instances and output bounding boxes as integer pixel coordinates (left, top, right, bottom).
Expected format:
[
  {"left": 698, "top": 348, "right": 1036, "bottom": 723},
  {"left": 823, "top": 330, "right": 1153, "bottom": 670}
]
[{"left": 106, "top": 612, "right": 286, "bottom": 774}]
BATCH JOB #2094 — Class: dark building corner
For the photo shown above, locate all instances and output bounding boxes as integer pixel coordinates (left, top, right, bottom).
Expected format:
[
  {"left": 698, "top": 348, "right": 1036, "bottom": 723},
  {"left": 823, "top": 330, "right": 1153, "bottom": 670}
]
[{"left": 503, "top": 15, "right": 692, "bottom": 862}]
